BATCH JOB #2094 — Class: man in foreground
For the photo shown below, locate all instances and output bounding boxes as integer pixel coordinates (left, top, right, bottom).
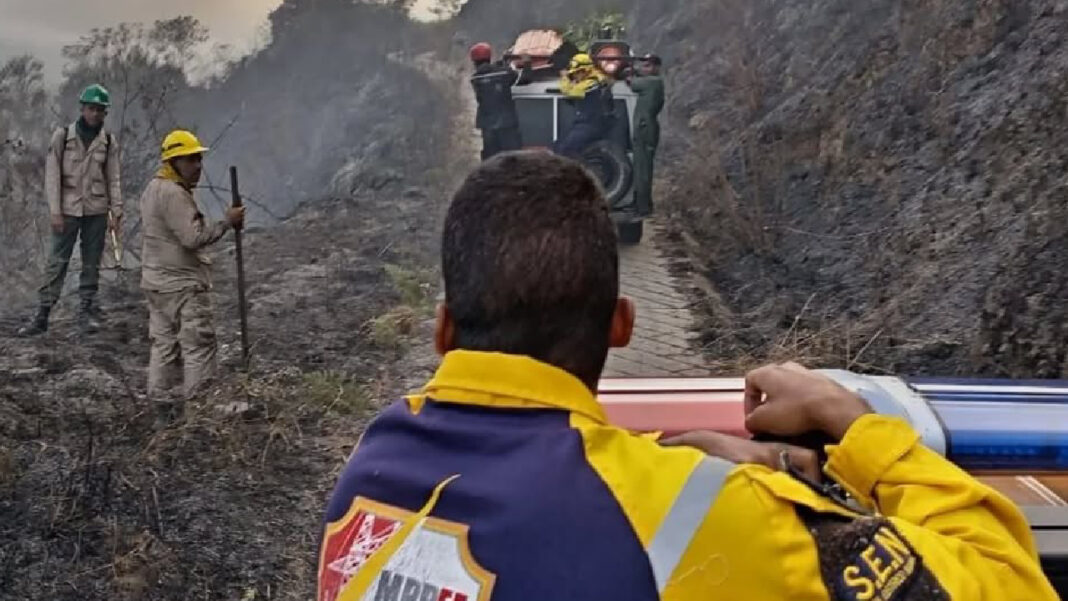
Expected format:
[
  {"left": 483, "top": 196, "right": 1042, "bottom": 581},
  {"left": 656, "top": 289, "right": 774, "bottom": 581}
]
[
  {"left": 627, "top": 54, "right": 665, "bottom": 217},
  {"left": 19, "top": 84, "right": 122, "bottom": 336},
  {"left": 140, "top": 129, "right": 244, "bottom": 398},
  {"left": 318, "top": 151, "right": 1056, "bottom": 601}
]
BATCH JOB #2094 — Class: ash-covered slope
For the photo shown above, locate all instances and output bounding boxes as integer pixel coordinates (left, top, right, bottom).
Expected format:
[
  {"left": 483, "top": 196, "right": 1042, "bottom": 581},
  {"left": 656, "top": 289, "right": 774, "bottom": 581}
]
[
  {"left": 632, "top": 0, "right": 1067, "bottom": 377},
  {"left": 0, "top": 2, "right": 456, "bottom": 599}
]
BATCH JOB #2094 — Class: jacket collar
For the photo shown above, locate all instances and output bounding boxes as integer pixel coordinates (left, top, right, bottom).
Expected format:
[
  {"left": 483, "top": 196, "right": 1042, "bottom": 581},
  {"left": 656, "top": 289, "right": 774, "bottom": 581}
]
[
  {"left": 155, "top": 162, "right": 191, "bottom": 190},
  {"left": 66, "top": 122, "right": 108, "bottom": 151},
  {"left": 410, "top": 350, "right": 608, "bottom": 424}
]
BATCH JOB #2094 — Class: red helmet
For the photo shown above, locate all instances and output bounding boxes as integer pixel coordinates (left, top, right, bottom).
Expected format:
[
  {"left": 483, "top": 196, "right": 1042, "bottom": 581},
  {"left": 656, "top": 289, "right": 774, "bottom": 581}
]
[{"left": 469, "top": 42, "right": 492, "bottom": 63}]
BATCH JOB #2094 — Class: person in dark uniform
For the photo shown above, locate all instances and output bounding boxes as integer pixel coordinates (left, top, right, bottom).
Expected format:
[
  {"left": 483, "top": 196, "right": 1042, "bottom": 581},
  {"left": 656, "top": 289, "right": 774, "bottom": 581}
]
[
  {"left": 469, "top": 42, "right": 531, "bottom": 161},
  {"left": 554, "top": 53, "right": 615, "bottom": 159},
  {"left": 627, "top": 54, "right": 665, "bottom": 217}
]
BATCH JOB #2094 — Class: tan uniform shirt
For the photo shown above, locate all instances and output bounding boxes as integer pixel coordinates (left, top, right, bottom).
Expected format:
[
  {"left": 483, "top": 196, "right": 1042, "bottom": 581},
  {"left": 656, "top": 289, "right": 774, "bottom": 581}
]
[
  {"left": 139, "top": 175, "right": 231, "bottom": 293},
  {"left": 45, "top": 124, "right": 123, "bottom": 217}
]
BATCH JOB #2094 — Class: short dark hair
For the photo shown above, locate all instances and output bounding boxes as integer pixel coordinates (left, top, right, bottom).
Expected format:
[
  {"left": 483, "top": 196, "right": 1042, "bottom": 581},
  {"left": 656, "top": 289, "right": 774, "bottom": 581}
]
[
  {"left": 641, "top": 54, "right": 662, "bottom": 67},
  {"left": 441, "top": 151, "right": 619, "bottom": 383}
]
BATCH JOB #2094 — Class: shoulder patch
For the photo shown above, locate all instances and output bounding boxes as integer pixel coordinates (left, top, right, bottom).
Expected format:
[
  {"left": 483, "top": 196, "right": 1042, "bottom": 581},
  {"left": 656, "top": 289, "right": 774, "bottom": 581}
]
[
  {"left": 318, "top": 496, "right": 495, "bottom": 601},
  {"left": 796, "top": 508, "right": 949, "bottom": 601}
]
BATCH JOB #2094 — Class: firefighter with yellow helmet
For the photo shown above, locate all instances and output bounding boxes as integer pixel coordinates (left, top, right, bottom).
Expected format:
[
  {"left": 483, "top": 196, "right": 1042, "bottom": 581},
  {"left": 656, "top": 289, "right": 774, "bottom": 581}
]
[
  {"left": 139, "top": 129, "right": 244, "bottom": 398},
  {"left": 554, "top": 53, "right": 615, "bottom": 158}
]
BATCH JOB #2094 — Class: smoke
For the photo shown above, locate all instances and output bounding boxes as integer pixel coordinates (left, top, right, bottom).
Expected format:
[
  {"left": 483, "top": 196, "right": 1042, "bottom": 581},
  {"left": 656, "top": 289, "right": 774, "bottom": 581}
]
[
  {"left": 0, "top": 0, "right": 284, "bottom": 83},
  {"left": 182, "top": 0, "right": 452, "bottom": 223}
]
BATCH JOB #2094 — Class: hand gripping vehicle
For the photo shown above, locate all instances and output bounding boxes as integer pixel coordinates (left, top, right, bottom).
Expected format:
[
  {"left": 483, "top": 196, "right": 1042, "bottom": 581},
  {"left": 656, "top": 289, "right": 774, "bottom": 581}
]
[
  {"left": 495, "top": 28, "right": 647, "bottom": 244},
  {"left": 597, "top": 372, "right": 1068, "bottom": 595}
]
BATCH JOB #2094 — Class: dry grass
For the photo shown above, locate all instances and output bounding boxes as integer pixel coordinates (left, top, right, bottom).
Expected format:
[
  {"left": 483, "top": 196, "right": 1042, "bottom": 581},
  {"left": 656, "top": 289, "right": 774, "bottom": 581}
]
[
  {"left": 383, "top": 263, "right": 436, "bottom": 310},
  {"left": 301, "top": 370, "right": 374, "bottom": 416}
]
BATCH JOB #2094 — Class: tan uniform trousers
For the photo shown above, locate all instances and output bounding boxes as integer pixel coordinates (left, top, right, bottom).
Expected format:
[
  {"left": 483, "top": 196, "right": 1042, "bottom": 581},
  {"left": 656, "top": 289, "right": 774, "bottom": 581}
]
[{"left": 146, "top": 286, "right": 218, "bottom": 397}]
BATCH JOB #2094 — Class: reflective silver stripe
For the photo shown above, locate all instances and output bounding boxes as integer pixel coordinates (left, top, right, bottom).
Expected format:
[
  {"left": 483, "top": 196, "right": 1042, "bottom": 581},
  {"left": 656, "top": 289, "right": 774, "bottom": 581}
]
[{"left": 647, "top": 457, "right": 733, "bottom": 592}]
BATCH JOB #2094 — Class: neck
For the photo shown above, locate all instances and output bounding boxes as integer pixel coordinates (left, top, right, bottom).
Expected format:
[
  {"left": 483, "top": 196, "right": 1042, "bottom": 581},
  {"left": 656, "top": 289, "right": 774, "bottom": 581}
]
[
  {"left": 159, "top": 162, "right": 192, "bottom": 190},
  {"left": 77, "top": 117, "right": 102, "bottom": 131}
]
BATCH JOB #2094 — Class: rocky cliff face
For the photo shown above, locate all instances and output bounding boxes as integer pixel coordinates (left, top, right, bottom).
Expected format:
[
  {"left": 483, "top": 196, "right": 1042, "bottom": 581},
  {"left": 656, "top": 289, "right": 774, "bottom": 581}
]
[{"left": 633, "top": 0, "right": 1068, "bottom": 376}]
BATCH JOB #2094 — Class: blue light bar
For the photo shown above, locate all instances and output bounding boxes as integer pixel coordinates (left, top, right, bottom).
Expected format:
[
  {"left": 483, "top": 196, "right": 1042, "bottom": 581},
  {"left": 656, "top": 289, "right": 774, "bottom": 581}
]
[
  {"left": 929, "top": 400, "right": 1068, "bottom": 471},
  {"left": 820, "top": 373, "right": 1068, "bottom": 472},
  {"left": 911, "top": 380, "right": 1068, "bottom": 471}
]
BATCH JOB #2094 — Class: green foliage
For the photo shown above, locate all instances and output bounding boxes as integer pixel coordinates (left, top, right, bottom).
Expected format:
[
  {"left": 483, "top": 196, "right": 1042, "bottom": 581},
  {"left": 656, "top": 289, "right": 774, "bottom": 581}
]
[
  {"left": 562, "top": 10, "right": 627, "bottom": 51},
  {"left": 368, "top": 305, "right": 418, "bottom": 349},
  {"left": 384, "top": 263, "right": 435, "bottom": 309}
]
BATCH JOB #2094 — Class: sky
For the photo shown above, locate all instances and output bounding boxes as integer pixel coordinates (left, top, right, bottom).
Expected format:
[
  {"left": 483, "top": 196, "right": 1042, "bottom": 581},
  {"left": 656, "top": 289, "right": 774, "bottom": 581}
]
[
  {"left": 0, "top": 0, "right": 286, "bottom": 82},
  {"left": 0, "top": 0, "right": 455, "bottom": 85}
]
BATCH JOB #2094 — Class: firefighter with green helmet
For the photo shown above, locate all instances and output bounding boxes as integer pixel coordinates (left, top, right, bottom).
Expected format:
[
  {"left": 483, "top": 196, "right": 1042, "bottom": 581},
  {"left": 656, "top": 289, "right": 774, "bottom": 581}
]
[{"left": 19, "top": 83, "right": 123, "bottom": 336}]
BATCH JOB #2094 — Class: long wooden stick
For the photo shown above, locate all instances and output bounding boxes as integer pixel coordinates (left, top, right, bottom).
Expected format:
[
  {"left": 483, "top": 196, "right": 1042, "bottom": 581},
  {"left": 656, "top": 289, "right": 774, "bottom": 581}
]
[{"left": 229, "top": 166, "right": 251, "bottom": 370}]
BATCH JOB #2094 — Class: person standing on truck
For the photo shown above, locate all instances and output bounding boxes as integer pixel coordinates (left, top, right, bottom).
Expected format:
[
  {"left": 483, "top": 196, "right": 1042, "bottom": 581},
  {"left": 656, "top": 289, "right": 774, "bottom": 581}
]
[
  {"left": 627, "top": 54, "right": 665, "bottom": 217},
  {"left": 468, "top": 43, "right": 532, "bottom": 161},
  {"left": 18, "top": 84, "right": 122, "bottom": 337},
  {"left": 554, "top": 53, "right": 615, "bottom": 159},
  {"left": 140, "top": 130, "right": 244, "bottom": 399},
  {"left": 316, "top": 150, "right": 1058, "bottom": 601}
]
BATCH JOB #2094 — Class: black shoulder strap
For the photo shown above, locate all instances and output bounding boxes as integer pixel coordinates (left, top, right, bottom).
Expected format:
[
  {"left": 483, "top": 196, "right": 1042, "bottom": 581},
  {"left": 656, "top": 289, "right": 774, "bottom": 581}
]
[
  {"left": 56, "top": 126, "right": 67, "bottom": 183},
  {"left": 56, "top": 126, "right": 114, "bottom": 188},
  {"left": 103, "top": 131, "right": 112, "bottom": 172}
]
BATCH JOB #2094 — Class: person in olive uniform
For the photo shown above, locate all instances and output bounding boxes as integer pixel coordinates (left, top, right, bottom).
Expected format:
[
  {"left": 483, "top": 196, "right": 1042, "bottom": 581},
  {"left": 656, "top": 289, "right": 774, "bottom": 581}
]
[
  {"left": 627, "top": 55, "right": 665, "bottom": 217},
  {"left": 469, "top": 43, "right": 532, "bottom": 161},
  {"left": 18, "top": 84, "right": 123, "bottom": 336}
]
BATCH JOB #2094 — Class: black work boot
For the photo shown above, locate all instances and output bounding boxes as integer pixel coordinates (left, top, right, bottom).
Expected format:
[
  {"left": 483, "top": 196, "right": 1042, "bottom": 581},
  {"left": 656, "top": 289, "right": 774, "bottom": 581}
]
[
  {"left": 16, "top": 306, "right": 50, "bottom": 337},
  {"left": 78, "top": 299, "right": 102, "bottom": 333}
]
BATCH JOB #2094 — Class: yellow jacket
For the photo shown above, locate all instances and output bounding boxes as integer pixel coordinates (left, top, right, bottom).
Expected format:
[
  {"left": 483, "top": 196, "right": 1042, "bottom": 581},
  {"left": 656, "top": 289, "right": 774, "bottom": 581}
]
[
  {"left": 559, "top": 68, "right": 609, "bottom": 99},
  {"left": 318, "top": 351, "right": 1058, "bottom": 601}
]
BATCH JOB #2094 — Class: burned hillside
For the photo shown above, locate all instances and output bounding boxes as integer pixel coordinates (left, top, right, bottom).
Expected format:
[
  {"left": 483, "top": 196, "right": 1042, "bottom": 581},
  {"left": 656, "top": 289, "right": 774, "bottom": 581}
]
[
  {"left": 1, "top": 1, "right": 458, "bottom": 598},
  {"left": 2, "top": 0, "right": 1068, "bottom": 598},
  {"left": 629, "top": 0, "right": 1068, "bottom": 377}
]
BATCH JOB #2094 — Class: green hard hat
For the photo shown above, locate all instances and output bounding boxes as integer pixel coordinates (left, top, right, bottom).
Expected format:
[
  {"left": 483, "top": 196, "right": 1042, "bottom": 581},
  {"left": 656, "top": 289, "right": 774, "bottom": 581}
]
[{"left": 79, "top": 84, "right": 110, "bottom": 107}]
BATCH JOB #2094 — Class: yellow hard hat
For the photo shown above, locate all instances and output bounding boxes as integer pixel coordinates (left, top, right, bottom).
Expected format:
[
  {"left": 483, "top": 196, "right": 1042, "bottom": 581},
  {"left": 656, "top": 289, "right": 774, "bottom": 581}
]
[
  {"left": 161, "top": 129, "right": 209, "bottom": 162},
  {"left": 569, "top": 53, "right": 593, "bottom": 70}
]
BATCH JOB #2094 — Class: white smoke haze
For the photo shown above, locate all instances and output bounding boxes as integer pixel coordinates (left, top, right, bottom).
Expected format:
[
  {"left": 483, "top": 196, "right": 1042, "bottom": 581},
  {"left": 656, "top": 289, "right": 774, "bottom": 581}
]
[
  {"left": 0, "top": 0, "right": 286, "bottom": 82},
  {"left": 0, "top": 0, "right": 466, "bottom": 82}
]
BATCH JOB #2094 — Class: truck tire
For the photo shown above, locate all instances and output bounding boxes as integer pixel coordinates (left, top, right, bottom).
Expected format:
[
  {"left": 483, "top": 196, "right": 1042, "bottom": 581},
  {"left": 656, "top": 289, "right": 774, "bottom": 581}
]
[
  {"left": 617, "top": 219, "right": 643, "bottom": 245},
  {"left": 581, "top": 140, "right": 633, "bottom": 207}
]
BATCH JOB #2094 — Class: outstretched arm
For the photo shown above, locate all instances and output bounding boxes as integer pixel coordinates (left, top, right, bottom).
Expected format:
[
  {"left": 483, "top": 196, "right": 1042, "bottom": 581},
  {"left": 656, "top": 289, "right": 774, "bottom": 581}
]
[
  {"left": 162, "top": 187, "right": 231, "bottom": 251},
  {"left": 660, "top": 364, "right": 1057, "bottom": 600}
]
